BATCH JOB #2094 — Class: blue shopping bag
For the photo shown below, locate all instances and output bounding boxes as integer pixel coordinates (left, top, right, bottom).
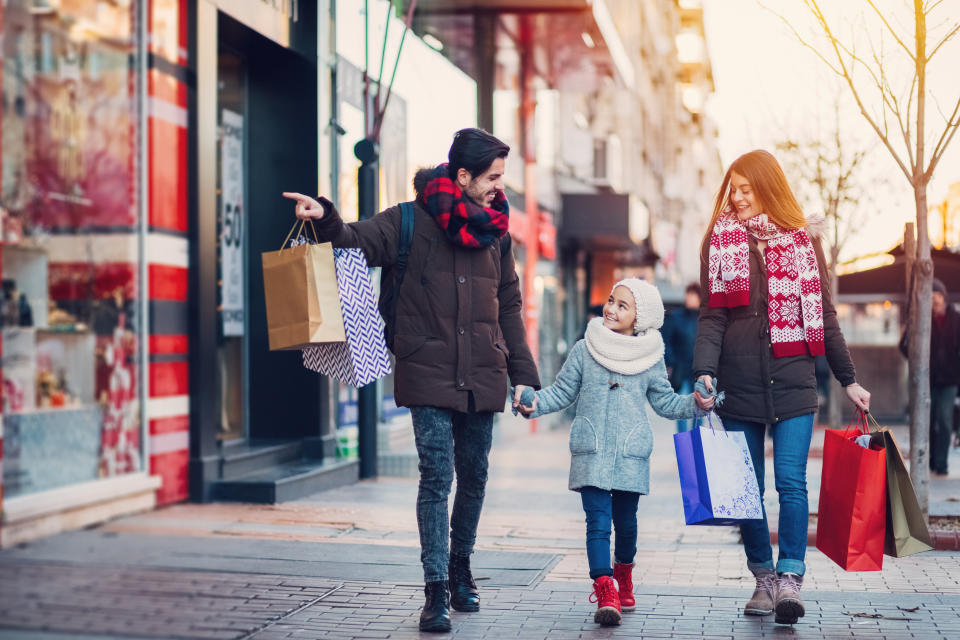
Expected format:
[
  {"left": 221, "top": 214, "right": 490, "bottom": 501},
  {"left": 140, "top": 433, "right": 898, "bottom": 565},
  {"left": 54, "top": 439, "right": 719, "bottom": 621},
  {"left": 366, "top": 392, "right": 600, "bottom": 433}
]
[
  {"left": 302, "top": 248, "right": 392, "bottom": 387},
  {"left": 673, "top": 411, "right": 763, "bottom": 525}
]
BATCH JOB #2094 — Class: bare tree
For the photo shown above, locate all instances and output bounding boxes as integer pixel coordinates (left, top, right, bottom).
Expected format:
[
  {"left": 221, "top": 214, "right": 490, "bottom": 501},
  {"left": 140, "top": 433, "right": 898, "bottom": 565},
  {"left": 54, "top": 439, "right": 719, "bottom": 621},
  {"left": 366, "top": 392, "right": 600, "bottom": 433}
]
[
  {"left": 776, "top": 93, "right": 873, "bottom": 430},
  {"left": 773, "top": 0, "right": 960, "bottom": 516}
]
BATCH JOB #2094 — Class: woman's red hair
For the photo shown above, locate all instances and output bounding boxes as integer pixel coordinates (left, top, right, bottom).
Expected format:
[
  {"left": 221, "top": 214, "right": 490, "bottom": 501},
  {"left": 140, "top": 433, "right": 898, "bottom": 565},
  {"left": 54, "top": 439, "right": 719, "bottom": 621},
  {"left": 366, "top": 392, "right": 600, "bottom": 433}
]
[{"left": 702, "top": 150, "right": 807, "bottom": 248}]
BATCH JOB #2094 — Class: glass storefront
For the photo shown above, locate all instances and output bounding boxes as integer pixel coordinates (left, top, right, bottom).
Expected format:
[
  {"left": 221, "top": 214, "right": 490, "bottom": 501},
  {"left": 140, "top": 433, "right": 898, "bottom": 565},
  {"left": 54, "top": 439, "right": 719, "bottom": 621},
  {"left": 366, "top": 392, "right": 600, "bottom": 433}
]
[{"left": 1, "top": 0, "right": 143, "bottom": 497}]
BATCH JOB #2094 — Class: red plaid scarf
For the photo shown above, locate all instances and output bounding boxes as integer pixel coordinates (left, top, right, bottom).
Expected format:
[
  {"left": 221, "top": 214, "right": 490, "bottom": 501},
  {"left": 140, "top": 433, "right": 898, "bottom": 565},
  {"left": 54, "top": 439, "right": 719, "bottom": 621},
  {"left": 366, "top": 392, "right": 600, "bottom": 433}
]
[
  {"left": 421, "top": 164, "right": 509, "bottom": 248},
  {"left": 707, "top": 209, "right": 825, "bottom": 358}
]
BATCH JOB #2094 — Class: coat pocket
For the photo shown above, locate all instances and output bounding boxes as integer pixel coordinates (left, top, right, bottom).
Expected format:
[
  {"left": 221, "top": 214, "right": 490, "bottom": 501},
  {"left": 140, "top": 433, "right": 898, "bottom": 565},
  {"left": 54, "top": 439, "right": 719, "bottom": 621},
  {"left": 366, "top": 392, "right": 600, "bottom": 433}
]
[
  {"left": 623, "top": 422, "right": 654, "bottom": 459},
  {"left": 493, "top": 339, "right": 510, "bottom": 367},
  {"left": 569, "top": 416, "right": 599, "bottom": 455},
  {"left": 394, "top": 334, "right": 427, "bottom": 359}
]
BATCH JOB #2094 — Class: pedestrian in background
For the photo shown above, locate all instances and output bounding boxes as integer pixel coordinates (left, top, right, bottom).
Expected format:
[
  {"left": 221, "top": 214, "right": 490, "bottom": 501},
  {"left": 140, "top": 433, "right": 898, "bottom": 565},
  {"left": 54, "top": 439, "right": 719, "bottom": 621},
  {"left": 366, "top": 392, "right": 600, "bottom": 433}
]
[
  {"left": 284, "top": 128, "right": 540, "bottom": 633},
  {"left": 693, "top": 150, "right": 870, "bottom": 625},
  {"left": 515, "top": 278, "right": 712, "bottom": 627},
  {"left": 662, "top": 282, "right": 701, "bottom": 431},
  {"left": 899, "top": 277, "right": 960, "bottom": 476}
]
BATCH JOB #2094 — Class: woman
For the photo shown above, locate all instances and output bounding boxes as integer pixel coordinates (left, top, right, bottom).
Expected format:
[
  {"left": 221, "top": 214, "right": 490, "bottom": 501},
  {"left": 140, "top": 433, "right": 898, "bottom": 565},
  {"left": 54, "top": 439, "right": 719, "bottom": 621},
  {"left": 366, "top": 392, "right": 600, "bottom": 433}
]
[{"left": 692, "top": 150, "right": 871, "bottom": 625}]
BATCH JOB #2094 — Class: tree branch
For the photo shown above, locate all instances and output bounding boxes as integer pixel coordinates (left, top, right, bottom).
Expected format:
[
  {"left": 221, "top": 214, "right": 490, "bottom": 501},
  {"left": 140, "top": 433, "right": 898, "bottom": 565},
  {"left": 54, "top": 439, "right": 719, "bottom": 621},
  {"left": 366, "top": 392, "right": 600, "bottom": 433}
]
[
  {"left": 926, "top": 0, "right": 945, "bottom": 16},
  {"left": 865, "top": 0, "right": 918, "bottom": 61},
  {"left": 869, "top": 37, "right": 915, "bottom": 167},
  {"left": 804, "top": 0, "right": 914, "bottom": 182},
  {"left": 762, "top": 3, "right": 843, "bottom": 75},
  {"left": 927, "top": 21, "right": 960, "bottom": 60},
  {"left": 926, "top": 93, "right": 960, "bottom": 178}
]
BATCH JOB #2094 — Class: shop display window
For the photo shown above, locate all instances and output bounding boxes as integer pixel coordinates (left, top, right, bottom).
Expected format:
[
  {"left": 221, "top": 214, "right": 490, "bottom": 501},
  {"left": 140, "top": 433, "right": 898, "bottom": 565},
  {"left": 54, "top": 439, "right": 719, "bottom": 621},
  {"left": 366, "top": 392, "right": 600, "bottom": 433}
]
[{"left": 1, "top": 1, "right": 143, "bottom": 497}]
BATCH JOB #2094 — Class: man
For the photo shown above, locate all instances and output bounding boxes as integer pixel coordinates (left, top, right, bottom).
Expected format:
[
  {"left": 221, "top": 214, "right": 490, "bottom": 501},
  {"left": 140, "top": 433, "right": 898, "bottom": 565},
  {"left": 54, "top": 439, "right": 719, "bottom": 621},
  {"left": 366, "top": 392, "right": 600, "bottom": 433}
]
[
  {"left": 662, "top": 282, "right": 701, "bottom": 431},
  {"left": 899, "top": 278, "right": 960, "bottom": 476},
  {"left": 283, "top": 128, "right": 540, "bottom": 632}
]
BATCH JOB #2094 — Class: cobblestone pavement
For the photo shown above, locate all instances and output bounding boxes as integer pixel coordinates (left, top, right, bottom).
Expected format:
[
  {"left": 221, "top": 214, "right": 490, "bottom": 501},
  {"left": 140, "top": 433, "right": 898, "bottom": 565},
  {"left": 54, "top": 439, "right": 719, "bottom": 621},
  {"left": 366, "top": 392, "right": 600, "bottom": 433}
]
[{"left": 2, "top": 412, "right": 960, "bottom": 639}]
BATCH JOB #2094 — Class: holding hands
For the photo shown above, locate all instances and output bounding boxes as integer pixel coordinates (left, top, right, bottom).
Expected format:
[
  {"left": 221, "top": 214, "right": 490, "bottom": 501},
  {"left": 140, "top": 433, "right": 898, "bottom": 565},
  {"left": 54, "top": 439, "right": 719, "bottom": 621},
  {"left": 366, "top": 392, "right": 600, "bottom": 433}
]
[
  {"left": 694, "top": 375, "right": 717, "bottom": 411},
  {"left": 513, "top": 385, "right": 537, "bottom": 417}
]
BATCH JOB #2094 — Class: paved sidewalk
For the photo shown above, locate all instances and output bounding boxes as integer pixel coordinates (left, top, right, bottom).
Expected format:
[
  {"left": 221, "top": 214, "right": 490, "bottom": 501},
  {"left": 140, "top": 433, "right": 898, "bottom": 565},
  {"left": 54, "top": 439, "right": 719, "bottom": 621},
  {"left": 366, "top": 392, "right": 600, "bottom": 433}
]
[{"left": 2, "top": 411, "right": 960, "bottom": 639}]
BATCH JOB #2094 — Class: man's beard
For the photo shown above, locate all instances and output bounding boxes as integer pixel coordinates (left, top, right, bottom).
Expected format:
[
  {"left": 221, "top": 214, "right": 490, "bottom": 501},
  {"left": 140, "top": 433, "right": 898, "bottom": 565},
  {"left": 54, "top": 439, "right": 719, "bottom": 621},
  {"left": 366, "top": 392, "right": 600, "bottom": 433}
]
[{"left": 465, "top": 182, "right": 494, "bottom": 207}]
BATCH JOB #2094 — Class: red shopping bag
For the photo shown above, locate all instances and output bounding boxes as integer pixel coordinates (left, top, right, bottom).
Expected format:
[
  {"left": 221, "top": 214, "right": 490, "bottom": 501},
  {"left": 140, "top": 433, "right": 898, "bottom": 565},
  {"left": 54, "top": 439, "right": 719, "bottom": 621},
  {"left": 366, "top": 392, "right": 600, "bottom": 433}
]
[{"left": 815, "top": 411, "right": 887, "bottom": 571}]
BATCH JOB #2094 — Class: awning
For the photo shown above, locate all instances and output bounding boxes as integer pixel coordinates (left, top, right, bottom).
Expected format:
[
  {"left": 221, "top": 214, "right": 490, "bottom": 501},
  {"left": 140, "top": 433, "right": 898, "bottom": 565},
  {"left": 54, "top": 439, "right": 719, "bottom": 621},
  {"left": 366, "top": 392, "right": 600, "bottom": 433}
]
[
  {"left": 560, "top": 192, "right": 631, "bottom": 249},
  {"left": 838, "top": 245, "right": 960, "bottom": 302},
  {"left": 408, "top": 0, "right": 589, "bottom": 10},
  {"left": 403, "top": 0, "right": 633, "bottom": 91}
]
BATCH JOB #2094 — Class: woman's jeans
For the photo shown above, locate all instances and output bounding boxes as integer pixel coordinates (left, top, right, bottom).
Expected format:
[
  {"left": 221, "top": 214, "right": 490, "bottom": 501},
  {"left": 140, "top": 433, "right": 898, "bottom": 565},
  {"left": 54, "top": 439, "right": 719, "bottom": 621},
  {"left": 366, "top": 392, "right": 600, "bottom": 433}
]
[
  {"left": 410, "top": 406, "right": 494, "bottom": 583},
  {"left": 579, "top": 486, "right": 641, "bottom": 579},
  {"left": 722, "top": 413, "right": 814, "bottom": 576}
]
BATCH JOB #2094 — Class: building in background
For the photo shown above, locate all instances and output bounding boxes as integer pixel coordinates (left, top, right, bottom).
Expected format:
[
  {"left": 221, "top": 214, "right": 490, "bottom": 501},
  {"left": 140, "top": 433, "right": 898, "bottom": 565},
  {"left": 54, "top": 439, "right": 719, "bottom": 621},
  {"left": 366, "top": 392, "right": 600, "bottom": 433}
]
[
  {"left": 1, "top": 0, "right": 158, "bottom": 545},
  {"left": 0, "top": 0, "right": 358, "bottom": 546},
  {"left": 0, "top": 0, "right": 722, "bottom": 545},
  {"left": 403, "top": 0, "right": 721, "bottom": 374}
]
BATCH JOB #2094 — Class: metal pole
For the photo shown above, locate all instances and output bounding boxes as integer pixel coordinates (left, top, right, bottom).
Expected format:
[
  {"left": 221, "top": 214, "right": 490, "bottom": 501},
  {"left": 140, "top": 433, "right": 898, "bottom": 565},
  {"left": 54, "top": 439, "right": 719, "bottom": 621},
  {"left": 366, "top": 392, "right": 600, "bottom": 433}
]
[
  {"left": 355, "top": 138, "right": 379, "bottom": 478},
  {"left": 519, "top": 16, "right": 539, "bottom": 433}
]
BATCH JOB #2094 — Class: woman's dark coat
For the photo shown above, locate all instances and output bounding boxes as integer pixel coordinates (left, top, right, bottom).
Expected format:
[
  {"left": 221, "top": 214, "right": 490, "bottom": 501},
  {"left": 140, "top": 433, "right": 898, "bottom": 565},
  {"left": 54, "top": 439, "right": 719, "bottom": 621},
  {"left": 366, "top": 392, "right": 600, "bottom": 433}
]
[{"left": 692, "top": 220, "right": 856, "bottom": 424}]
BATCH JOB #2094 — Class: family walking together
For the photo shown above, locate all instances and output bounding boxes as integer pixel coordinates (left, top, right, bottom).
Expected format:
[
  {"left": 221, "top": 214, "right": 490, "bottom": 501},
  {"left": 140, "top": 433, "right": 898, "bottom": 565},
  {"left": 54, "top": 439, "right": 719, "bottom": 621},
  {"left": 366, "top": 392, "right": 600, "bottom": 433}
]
[{"left": 284, "top": 131, "right": 871, "bottom": 632}]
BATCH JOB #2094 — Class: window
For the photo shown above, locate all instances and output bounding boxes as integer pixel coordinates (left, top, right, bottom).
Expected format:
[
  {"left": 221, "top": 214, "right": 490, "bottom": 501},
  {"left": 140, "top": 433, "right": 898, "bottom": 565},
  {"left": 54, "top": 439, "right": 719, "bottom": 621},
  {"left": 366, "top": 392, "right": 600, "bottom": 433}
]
[{"left": 1, "top": 1, "right": 143, "bottom": 497}]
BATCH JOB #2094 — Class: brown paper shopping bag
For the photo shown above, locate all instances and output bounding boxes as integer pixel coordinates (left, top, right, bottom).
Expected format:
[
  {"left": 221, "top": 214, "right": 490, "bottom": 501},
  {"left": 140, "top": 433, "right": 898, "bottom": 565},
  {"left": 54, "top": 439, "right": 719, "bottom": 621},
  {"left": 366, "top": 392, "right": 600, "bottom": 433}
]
[
  {"left": 873, "top": 419, "right": 934, "bottom": 558},
  {"left": 261, "top": 220, "right": 345, "bottom": 350}
]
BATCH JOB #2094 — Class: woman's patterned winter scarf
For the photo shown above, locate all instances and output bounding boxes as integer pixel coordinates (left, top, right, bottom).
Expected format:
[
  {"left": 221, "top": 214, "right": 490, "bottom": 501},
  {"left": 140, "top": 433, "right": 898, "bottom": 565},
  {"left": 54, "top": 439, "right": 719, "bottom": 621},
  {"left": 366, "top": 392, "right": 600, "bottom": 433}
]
[
  {"left": 421, "top": 163, "right": 509, "bottom": 248},
  {"left": 707, "top": 209, "right": 825, "bottom": 358}
]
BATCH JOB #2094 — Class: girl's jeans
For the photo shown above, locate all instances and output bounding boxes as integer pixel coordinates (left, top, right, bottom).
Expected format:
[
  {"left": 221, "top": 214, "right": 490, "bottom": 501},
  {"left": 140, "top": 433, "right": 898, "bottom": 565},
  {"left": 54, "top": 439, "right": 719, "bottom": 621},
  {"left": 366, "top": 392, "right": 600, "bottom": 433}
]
[
  {"left": 410, "top": 406, "right": 494, "bottom": 583},
  {"left": 722, "top": 412, "right": 814, "bottom": 576},
  {"left": 579, "top": 486, "right": 641, "bottom": 579}
]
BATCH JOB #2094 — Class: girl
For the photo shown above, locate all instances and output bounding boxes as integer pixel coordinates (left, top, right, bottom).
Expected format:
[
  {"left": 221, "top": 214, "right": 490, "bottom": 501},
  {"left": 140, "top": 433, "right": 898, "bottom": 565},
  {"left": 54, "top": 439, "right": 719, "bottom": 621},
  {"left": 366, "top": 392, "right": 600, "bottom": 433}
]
[
  {"left": 515, "top": 278, "right": 712, "bottom": 626},
  {"left": 693, "top": 150, "right": 870, "bottom": 625}
]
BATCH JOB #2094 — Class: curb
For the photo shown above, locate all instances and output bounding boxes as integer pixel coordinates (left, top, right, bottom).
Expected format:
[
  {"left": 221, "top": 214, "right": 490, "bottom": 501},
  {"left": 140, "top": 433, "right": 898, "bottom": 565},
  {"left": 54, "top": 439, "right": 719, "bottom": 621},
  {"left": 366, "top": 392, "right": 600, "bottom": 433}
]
[{"left": 770, "top": 529, "right": 960, "bottom": 551}]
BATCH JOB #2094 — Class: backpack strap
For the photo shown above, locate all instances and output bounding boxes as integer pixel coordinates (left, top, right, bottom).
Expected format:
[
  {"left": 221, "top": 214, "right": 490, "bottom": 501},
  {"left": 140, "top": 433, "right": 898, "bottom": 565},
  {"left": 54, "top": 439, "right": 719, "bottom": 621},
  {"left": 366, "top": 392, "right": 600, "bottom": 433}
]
[
  {"left": 381, "top": 202, "right": 415, "bottom": 353},
  {"left": 500, "top": 232, "right": 512, "bottom": 258},
  {"left": 397, "top": 201, "right": 415, "bottom": 276}
]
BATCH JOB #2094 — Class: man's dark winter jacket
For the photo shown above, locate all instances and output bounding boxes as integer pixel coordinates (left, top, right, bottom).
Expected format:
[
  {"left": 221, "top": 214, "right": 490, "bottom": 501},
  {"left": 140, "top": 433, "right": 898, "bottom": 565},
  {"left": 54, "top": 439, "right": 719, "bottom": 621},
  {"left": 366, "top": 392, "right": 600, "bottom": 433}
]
[
  {"left": 311, "top": 168, "right": 541, "bottom": 413},
  {"left": 900, "top": 304, "right": 960, "bottom": 387},
  {"left": 692, "top": 220, "right": 857, "bottom": 424}
]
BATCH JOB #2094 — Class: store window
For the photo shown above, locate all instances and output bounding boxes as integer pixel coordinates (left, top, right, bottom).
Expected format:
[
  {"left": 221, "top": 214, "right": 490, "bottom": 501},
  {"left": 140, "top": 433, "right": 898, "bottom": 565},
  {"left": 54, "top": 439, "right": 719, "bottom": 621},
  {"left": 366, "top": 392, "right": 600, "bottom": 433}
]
[{"left": 1, "top": 1, "right": 143, "bottom": 497}]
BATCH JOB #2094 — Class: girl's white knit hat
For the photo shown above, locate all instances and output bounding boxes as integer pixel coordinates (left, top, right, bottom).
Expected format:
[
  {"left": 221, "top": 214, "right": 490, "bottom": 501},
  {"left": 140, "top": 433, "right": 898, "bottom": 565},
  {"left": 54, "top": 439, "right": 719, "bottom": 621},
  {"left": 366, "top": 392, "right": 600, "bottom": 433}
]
[{"left": 612, "top": 278, "right": 664, "bottom": 334}]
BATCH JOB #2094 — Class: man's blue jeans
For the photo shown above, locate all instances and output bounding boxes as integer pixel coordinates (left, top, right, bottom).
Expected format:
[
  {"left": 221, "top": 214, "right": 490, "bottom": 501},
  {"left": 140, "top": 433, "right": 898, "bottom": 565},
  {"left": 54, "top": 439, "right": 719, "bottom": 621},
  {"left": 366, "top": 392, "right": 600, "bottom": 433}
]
[
  {"left": 579, "top": 486, "right": 641, "bottom": 579},
  {"left": 722, "top": 413, "right": 814, "bottom": 576},
  {"left": 410, "top": 406, "right": 494, "bottom": 583}
]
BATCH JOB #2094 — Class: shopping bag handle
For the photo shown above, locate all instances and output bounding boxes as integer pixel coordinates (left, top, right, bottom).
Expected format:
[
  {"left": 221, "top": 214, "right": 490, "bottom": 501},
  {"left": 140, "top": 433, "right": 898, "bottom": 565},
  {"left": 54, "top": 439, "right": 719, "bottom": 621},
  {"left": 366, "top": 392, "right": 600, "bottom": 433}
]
[
  {"left": 280, "top": 218, "right": 320, "bottom": 250},
  {"left": 865, "top": 412, "right": 884, "bottom": 433},
  {"left": 694, "top": 408, "right": 726, "bottom": 435},
  {"left": 844, "top": 408, "right": 870, "bottom": 435}
]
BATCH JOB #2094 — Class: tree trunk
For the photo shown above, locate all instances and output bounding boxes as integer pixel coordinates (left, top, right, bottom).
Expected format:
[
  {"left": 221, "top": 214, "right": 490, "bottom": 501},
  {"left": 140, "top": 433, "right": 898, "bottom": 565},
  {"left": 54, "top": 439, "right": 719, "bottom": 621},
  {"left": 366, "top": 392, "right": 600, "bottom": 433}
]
[
  {"left": 828, "top": 246, "right": 843, "bottom": 428},
  {"left": 908, "top": 182, "right": 932, "bottom": 517},
  {"left": 904, "top": 223, "right": 915, "bottom": 421}
]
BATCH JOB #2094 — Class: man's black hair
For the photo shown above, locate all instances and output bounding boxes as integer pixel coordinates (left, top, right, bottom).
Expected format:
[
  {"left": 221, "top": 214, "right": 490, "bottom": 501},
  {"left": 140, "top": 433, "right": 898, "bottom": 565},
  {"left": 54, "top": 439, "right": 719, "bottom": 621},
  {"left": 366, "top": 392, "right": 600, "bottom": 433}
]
[
  {"left": 448, "top": 128, "right": 510, "bottom": 179},
  {"left": 685, "top": 282, "right": 702, "bottom": 298}
]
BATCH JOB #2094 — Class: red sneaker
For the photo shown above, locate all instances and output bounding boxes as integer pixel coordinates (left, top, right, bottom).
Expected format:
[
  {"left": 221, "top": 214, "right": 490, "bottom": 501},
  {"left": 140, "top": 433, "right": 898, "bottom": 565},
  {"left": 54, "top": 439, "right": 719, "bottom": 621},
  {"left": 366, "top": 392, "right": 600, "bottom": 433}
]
[
  {"left": 589, "top": 575, "right": 622, "bottom": 626},
  {"left": 613, "top": 562, "right": 635, "bottom": 611}
]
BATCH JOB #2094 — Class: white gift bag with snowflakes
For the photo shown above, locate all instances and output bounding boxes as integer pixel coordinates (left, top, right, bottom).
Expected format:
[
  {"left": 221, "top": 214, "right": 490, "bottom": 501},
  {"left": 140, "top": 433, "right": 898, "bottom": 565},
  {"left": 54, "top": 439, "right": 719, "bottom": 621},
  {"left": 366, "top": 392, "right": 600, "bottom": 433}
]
[{"left": 674, "top": 412, "right": 763, "bottom": 525}]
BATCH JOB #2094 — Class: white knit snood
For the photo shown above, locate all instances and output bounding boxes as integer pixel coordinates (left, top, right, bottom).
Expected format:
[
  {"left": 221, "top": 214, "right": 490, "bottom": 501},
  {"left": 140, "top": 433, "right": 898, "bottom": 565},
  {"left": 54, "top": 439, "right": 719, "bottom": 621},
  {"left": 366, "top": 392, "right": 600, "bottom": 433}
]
[{"left": 584, "top": 317, "right": 665, "bottom": 375}]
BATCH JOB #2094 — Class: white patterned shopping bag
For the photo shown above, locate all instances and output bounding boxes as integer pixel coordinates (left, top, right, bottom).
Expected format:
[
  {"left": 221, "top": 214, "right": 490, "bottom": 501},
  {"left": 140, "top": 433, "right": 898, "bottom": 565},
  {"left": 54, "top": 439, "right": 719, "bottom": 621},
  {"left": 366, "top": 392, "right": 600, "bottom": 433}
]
[
  {"left": 302, "top": 248, "right": 392, "bottom": 387},
  {"left": 674, "top": 412, "right": 763, "bottom": 525}
]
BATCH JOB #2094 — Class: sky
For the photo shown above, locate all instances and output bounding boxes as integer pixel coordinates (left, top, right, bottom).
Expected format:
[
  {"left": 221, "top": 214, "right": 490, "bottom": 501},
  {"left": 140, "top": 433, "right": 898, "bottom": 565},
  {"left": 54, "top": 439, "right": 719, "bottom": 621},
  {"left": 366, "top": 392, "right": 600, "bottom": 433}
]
[{"left": 702, "top": 0, "right": 960, "bottom": 262}]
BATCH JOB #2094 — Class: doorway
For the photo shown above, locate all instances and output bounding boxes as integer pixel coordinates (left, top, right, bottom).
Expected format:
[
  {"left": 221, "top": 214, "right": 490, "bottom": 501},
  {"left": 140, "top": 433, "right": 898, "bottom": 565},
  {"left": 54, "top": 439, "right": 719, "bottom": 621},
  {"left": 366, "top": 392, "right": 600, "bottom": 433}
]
[{"left": 216, "top": 47, "right": 248, "bottom": 442}]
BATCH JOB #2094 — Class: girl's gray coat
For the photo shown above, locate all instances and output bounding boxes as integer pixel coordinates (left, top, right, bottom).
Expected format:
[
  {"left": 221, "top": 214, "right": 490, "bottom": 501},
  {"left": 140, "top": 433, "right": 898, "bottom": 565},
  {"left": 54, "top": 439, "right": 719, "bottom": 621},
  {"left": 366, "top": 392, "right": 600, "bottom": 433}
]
[{"left": 531, "top": 340, "right": 696, "bottom": 494}]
